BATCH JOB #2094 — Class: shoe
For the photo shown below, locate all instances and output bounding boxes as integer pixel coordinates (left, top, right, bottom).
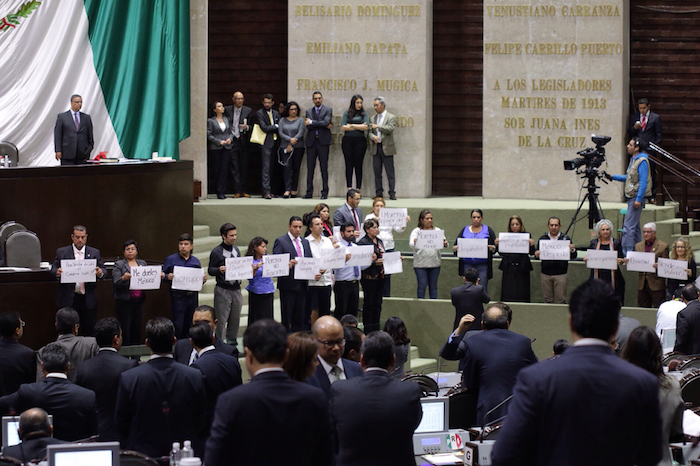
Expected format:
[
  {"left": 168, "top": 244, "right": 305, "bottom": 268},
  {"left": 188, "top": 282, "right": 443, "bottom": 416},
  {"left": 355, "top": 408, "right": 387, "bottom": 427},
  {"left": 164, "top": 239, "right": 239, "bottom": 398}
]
[
  {"left": 233, "top": 193, "right": 241, "bottom": 199},
  {"left": 217, "top": 194, "right": 226, "bottom": 199},
  {"left": 242, "top": 193, "right": 250, "bottom": 198},
  {"left": 264, "top": 192, "right": 272, "bottom": 199},
  {"left": 283, "top": 192, "right": 290, "bottom": 199},
  {"left": 390, "top": 194, "right": 397, "bottom": 200},
  {"left": 291, "top": 193, "right": 297, "bottom": 198},
  {"left": 321, "top": 195, "right": 328, "bottom": 200},
  {"left": 302, "top": 194, "right": 313, "bottom": 199}
]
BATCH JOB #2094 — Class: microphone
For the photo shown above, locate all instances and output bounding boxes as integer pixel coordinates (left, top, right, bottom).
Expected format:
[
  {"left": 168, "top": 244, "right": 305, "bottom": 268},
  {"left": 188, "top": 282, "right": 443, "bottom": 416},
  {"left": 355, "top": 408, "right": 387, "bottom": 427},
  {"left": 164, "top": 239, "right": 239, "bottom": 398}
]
[{"left": 480, "top": 394, "right": 514, "bottom": 443}]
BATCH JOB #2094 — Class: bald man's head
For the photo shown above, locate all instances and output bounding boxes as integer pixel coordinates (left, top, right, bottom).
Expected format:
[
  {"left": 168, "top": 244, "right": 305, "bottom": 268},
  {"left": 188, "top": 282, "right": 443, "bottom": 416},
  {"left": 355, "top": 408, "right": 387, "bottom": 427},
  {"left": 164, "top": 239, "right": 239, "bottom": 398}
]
[
  {"left": 19, "top": 408, "right": 52, "bottom": 441},
  {"left": 312, "top": 316, "right": 345, "bottom": 365},
  {"left": 482, "top": 305, "right": 509, "bottom": 330}
]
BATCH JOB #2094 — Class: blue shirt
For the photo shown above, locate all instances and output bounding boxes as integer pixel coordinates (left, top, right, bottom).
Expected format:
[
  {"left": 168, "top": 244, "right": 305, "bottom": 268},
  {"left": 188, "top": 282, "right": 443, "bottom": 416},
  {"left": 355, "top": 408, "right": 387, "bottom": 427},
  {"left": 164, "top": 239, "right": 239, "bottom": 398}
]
[
  {"left": 246, "top": 258, "right": 275, "bottom": 294},
  {"left": 612, "top": 152, "right": 649, "bottom": 203},
  {"left": 163, "top": 253, "right": 201, "bottom": 290},
  {"left": 333, "top": 239, "right": 360, "bottom": 281}
]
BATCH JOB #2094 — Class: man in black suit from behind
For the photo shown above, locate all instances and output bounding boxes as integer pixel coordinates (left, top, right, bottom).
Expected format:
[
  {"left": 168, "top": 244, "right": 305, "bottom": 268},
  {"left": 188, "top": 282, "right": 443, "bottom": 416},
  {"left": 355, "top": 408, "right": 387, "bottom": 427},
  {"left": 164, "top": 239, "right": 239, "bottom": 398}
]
[
  {"left": 115, "top": 317, "right": 206, "bottom": 459},
  {"left": 0, "top": 343, "right": 97, "bottom": 442},
  {"left": 256, "top": 93, "right": 280, "bottom": 199},
  {"left": 205, "top": 319, "right": 333, "bottom": 466},
  {"left": 673, "top": 284, "right": 700, "bottom": 355},
  {"left": 189, "top": 322, "right": 242, "bottom": 445},
  {"left": 50, "top": 225, "right": 106, "bottom": 335},
  {"left": 0, "top": 311, "right": 36, "bottom": 396},
  {"left": 450, "top": 267, "right": 490, "bottom": 330},
  {"left": 74, "top": 317, "right": 138, "bottom": 442},
  {"left": 330, "top": 331, "right": 422, "bottom": 466},
  {"left": 1, "top": 408, "right": 66, "bottom": 463},
  {"left": 224, "top": 91, "right": 252, "bottom": 198},
  {"left": 273, "top": 216, "right": 313, "bottom": 332},
  {"left": 54, "top": 94, "right": 94, "bottom": 165},
  {"left": 173, "top": 305, "right": 238, "bottom": 365}
]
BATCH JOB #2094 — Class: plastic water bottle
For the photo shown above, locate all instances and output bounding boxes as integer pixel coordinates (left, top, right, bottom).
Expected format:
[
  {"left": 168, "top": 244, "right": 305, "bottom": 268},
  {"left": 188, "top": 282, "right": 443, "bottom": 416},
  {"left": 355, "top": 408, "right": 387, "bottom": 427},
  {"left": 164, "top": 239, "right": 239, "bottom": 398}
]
[
  {"left": 170, "top": 441, "right": 181, "bottom": 466},
  {"left": 181, "top": 440, "right": 194, "bottom": 458}
]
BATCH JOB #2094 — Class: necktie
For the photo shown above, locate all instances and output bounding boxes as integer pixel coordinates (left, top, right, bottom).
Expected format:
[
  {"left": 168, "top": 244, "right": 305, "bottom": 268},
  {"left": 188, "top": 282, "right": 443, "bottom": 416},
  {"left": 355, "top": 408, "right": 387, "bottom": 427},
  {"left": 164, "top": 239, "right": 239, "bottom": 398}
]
[
  {"left": 233, "top": 108, "right": 240, "bottom": 138},
  {"left": 294, "top": 237, "right": 302, "bottom": 257},
  {"left": 352, "top": 208, "right": 359, "bottom": 230},
  {"left": 268, "top": 112, "right": 277, "bottom": 140},
  {"left": 76, "top": 249, "right": 86, "bottom": 294},
  {"left": 74, "top": 112, "right": 80, "bottom": 130},
  {"left": 641, "top": 114, "right": 647, "bottom": 130},
  {"left": 330, "top": 365, "right": 341, "bottom": 382}
]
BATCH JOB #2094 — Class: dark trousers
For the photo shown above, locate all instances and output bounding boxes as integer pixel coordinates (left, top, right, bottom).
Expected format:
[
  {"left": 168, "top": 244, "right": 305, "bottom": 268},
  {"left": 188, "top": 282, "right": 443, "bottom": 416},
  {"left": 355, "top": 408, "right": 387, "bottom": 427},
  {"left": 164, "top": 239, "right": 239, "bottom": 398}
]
[
  {"left": 211, "top": 148, "right": 233, "bottom": 196},
  {"left": 116, "top": 298, "right": 144, "bottom": 346},
  {"left": 361, "top": 278, "right": 385, "bottom": 333},
  {"left": 248, "top": 292, "right": 274, "bottom": 326},
  {"left": 637, "top": 280, "right": 665, "bottom": 308},
  {"left": 60, "top": 157, "right": 86, "bottom": 166},
  {"left": 228, "top": 139, "right": 247, "bottom": 194},
  {"left": 334, "top": 281, "right": 359, "bottom": 319},
  {"left": 73, "top": 293, "right": 96, "bottom": 336},
  {"left": 282, "top": 148, "right": 305, "bottom": 192},
  {"left": 280, "top": 288, "right": 308, "bottom": 332},
  {"left": 342, "top": 137, "right": 367, "bottom": 188},
  {"left": 308, "top": 286, "right": 332, "bottom": 317},
  {"left": 261, "top": 144, "right": 275, "bottom": 193},
  {"left": 373, "top": 143, "right": 395, "bottom": 196},
  {"left": 306, "top": 140, "right": 330, "bottom": 197},
  {"left": 171, "top": 291, "right": 198, "bottom": 339}
]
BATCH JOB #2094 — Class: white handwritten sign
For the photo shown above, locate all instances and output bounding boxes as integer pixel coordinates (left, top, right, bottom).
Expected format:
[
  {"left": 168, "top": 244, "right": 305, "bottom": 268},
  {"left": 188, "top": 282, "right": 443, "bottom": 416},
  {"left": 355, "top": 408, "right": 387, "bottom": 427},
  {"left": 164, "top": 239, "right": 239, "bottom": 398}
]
[
  {"left": 539, "top": 240, "right": 571, "bottom": 261},
  {"left": 498, "top": 233, "right": 530, "bottom": 254},
  {"left": 345, "top": 245, "right": 374, "bottom": 267},
  {"left": 172, "top": 266, "right": 204, "bottom": 291},
  {"left": 625, "top": 251, "right": 656, "bottom": 273},
  {"left": 294, "top": 257, "right": 320, "bottom": 280},
  {"left": 657, "top": 258, "right": 688, "bottom": 280},
  {"left": 225, "top": 256, "right": 254, "bottom": 281},
  {"left": 416, "top": 229, "right": 445, "bottom": 250},
  {"left": 383, "top": 251, "right": 403, "bottom": 275},
  {"left": 379, "top": 208, "right": 408, "bottom": 229},
  {"left": 129, "top": 266, "right": 162, "bottom": 290},
  {"left": 263, "top": 254, "right": 290, "bottom": 278},
  {"left": 586, "top": 249, "right": 619, "bottom": 271},
  {"left": 321, "top": 247, "right": 347, "bottom": 269},
  {"left": 60, "top": 259, "right": 97, "bottom": 283},
  {"left": 332, "top": 226, "right": 341, "bottom": 240},
  {"left": 457, "top": 238, "right": 488, "bottom": 259}
]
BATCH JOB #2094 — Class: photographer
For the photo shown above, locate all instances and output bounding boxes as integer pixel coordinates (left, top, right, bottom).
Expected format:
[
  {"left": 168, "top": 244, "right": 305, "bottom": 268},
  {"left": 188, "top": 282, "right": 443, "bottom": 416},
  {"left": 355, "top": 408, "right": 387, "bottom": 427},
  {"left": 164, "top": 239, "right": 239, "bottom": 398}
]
[{"left": 604, "top": 137, "right": 651, "bottom": 256}]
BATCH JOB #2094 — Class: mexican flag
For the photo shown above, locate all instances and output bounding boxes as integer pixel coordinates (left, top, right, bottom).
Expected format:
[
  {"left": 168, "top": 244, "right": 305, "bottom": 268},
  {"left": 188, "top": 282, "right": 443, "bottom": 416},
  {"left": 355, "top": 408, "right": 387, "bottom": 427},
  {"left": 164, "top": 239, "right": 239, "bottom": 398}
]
[{"left": 0, "top": 0, "right": 190, "bottom": 165}]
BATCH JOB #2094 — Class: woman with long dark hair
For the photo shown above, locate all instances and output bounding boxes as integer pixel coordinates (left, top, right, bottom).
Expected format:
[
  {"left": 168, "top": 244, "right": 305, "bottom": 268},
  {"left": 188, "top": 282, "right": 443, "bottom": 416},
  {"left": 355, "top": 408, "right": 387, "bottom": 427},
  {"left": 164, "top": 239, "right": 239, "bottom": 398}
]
[
  {"left": 453, "top": 209, "right": 496, "bottom": 293},
  {"left": 495, "top": 215, "right": 535, "bottom": 302},
  {"left": 207, "top": 101, "right": 233, "bottom": 199},
  {"left": 340, "top": 94, "right": 369, "bottom": 190},
  {"left": 245, "top": 237, "right": 275, "bottom": 325},
  {"left": 358, "top": 218, "right": 385, "bottom": 333},
  {"left": 283, "top": 332, "right": 319, "bottom": 381},
  {"left": 409, "top": 209, "right": 448, "bottom": 299},
  {"left": 112, "top": 240, "right": 147, "bottom": 345},
  {"left": 383, "top": 316, "right": 411, "bottom": 378}
]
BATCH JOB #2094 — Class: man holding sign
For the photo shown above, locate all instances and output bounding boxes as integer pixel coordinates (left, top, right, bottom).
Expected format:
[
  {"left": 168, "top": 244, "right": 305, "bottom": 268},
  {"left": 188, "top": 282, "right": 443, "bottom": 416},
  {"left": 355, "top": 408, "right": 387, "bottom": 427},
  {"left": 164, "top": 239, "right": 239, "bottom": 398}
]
[
  {"left": 534, "top": 217, "right": 577, "bottom": 304},
  {"left": 163, "top": 234, "right": 206, "bottom": 339},
  {"left": 51, "top": 225, "right": 106, "bottom": 336},
  {"left": 633, "top": 223, "right": 668, "bottom": 308},
  {"left": 207, "top": 223, "right": 243, "bottom": 351}
]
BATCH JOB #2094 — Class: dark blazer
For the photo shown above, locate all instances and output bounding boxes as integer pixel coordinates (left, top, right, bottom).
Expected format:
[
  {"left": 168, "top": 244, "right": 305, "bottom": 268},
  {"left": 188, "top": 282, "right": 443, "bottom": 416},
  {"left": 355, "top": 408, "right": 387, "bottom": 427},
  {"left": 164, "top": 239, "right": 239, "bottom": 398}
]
[
  {"left": 628, "top": 111, "right": 662, "bottom": 146},
  {"left": 74, "top": 349, "right": 138, "bottom": 441},
  {"left": 112, "top": 258, "right": 148, "bottom": 301},
  {"left": 0, "top": 337, "right": 36, "bottom": 396},
  {"left": 330, "top": 370, "right": 422, "bottom": 466},
  {"left": 54, "top": 110, "right": 94, "bottom": 161},
  {"left": 491, "top": 344, "right": 663, "bottom": 466},
  {"left": 273, "top": 233, "right": 313, "bottom": 291},
  {"left": 255, "top": 108, "right": 281, "bottom": 149},
  {"left": 450, "top": 282, "right": 490, "bottom": 329},
  {"left": 205, "top": 370, "right": 333, "bottom": 466},
  {"left": 207, "top": 116, "right": 233, "bottom": 151},
  {"left": 2, "top": 437, "right": 66, "bottom": 463},
  {"left": 674, "top": 299, "right": 700, "bottom": 355},
  {"left": 0, "top": 377, "right": 97, "bottom": 442},
  {"left": 115, "top": 357, "right": 206, "bottom": 459},
  {"left": 50, "top": 245, "right": 106, "bottom": 309},
  {"left": 305, "top": 105, "right": 333, "bottom": 147},
  {"left": 225, "top": 104, "right": 252, "bottom": 147},
  {"left": 333, "top": 204, "right": 363, "bottom": 231},
  {"left": 306, "top": 357, "right": 363, "bottom": 399},
  {"left": 440, "top": 328, "right": 537, "bottom": 425},
  {"left": 173, "top": 336, "right": 237, "bottom": 365}
]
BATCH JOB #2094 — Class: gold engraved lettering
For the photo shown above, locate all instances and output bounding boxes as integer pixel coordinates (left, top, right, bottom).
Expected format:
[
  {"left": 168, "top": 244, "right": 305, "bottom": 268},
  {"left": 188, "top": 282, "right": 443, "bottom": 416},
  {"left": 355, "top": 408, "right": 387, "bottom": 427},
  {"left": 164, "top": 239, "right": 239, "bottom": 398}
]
[
  {"left": 484, "top": 43, "right": 522, "bottom": 54},
  {"left": 561, "top": 4, "right": 619, "bottom": 17},
  {"left": 530, "top": 118, "right": 567, "bottom": 130},
  {"left": 377, "top": 80, "right": 418, "bottom": 91},
  {"left": 296, "top": 4, "right": 353, "bottom": 16},
  {"left": 306, "top": 42, "right": 361, "bottom": 54},
  {"left": 357, "top": 5, "right": 420, "bottom": 17},
  {"left": 486, "top": 5, "right": 556, "bottom": 16},
  {"left": 500, "top": 96, "right": 556, "bottom": 109},
  {"left": 364, "top": 42, "right": 408, "bottom": 54}
]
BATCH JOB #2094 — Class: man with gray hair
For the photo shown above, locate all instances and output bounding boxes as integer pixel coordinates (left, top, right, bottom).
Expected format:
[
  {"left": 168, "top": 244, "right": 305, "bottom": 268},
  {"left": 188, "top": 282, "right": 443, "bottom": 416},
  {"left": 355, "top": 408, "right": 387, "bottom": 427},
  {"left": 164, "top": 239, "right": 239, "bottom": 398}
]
[
  {"left": 370, "top": 96, "right": 398, "bottom": 200},
  {"left": 632, "top": 221, "right": 668, "bottom": 308},
  {"left": 1, "top": 408, "right": 66, "bottom": 463}
]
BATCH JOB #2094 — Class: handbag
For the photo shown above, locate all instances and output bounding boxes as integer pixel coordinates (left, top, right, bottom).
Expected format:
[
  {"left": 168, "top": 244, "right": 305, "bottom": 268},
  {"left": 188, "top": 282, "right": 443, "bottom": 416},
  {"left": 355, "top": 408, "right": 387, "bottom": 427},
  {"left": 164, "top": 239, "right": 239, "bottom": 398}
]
[
  {"left": 277, "top": 147, "right": 293, "bottom": 166},
  {"left": 250, "top": 124, "right": 266, "bottom": 145}
]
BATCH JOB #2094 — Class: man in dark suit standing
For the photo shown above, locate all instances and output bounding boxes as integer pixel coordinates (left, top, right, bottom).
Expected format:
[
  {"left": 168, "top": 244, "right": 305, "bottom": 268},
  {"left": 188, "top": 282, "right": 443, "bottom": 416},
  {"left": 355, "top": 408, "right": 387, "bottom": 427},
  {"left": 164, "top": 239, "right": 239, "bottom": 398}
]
[
  {"left": 273, "top": 216, "right": 313, "bottom": 331},
  {"left": 256, "top": 93, "right": 280, "bottom": 199},
  {"left": 674, "top": 284, "right": 700, "bottom": 355},
  {"left": 74, "top": 318, "right": 137, "bottom": 442},
  {"left": 492, "top": 279, "right": 663, "bottom": 466},
  {"left": 450, "top": 267, "right": 490, "bottom": 330},
  {"left": 0, "top": 343, "right": 97, "bottom": 442},
  {"left": 205, "top": 319, "right": 333, "bottom": 466},
  {"left": 1, "top": 408, "right": 66, "bottom": 463},
  {"left": 628, "top": 97, "right": 662, "bottom": 199},
  {"left": 307, "top": 316, "right": 363, "bottom": 398},
  {"left": 333, "top": 189, "right": 363, "bottom": 240},
  {"left": 0, "top": 311, "right": 36, "bottom": 396},
  {"left": 330, "top": 331, "right": 422, "bottom": 466},
  {"left": 115, "top": 317, "right": 206, "bottom": 459},
  {"left": 225, "top": 91, "right": 252, "bottom": 198},
  {"left": 54, "top": 94, "right": 94, "bottom": 165},
  {"left": 370, "top": 96, "right": 398, "bottom": 199},
  {"left": 173, "top": 305, "right": 237, "bottom": 365},
  {"left": 439, "top": 302, "right": 537, "bottom": 426},
  {"left": 50, "top": 225, "right": 106, "bottom": 335},
  {"left": 304, "top": 91, "right": 333, "bottom": 199}
]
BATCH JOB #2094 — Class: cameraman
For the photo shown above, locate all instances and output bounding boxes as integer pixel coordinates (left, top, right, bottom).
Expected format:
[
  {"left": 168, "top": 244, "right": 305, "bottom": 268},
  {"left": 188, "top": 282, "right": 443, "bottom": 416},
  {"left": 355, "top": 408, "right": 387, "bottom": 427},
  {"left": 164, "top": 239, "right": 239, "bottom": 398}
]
[{"left": 604, "top": 137, "right": 651, "bottom": 256}]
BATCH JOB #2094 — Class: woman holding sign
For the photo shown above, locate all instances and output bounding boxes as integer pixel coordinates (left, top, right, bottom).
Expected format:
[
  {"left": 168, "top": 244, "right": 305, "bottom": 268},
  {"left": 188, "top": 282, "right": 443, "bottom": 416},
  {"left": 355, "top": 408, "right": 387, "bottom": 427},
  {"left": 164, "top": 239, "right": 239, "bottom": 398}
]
[
  {"left": 365, "top": 196, "right": 409, "bottom": 297},
  {"left": 113, "top": 240, "right": 148, "bottom": 346},
  {"left": 495, "top": 215, "right": 535, "bottom": 302},
  {"left": 453, "top": 209, "right": 496, "bottom": 293},
  {"left": 304, "top": 213, "right": 336, "bottom": 325},
  {"left": 245, "top": 237, "right": 275, "bottom": 325},
  {"left": 667, "top": 237, "right": 697, "bottom": 299},
  {"left": 410, "top": 209, "right": 448, "bottom": 299},
  {"left": 584, "top": 219, "right": 626, "bottom": 303},
  {"left": 358, "top": 218, "right": 386, "bottom": 333}
]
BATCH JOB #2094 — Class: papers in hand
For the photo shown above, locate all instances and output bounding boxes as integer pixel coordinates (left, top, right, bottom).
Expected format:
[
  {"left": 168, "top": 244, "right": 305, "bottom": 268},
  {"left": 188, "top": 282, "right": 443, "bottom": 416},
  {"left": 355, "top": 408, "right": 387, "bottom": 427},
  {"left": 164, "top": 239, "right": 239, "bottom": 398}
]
[
  {"left": 498, "top": 233, "right": 530, "bottom": 254},
  {"left": 586, "top": 249, "right": 618, "bottom": 270},
  {"left": 129, "top": 266, "right": 162, "bottom": 290},
  {"left": 383, "top": 251, "right": 403, "bottom": 275},
  {"left": 538, "top": 240, "right": 571, "bottom": 261},
  {"left": 60, "top": 259, "right": 97, "bottom": 283},
  {"left": 457, "top": 238, "right": 488, "bottom": 259},
  {"left": 416, "top": 230, "right": 445, "bottom": 250},
  {"left": 625, "top": 251, "right": 655, "bottom": 273},
  {"left": 263, "top": 254, "right": 290, "bottom": 278},
  {"left": 225, "top": 257, "right": 254, "bottom": 281},
  {"left": 172, "top": 266, "right": 204, "bottom": 291}
]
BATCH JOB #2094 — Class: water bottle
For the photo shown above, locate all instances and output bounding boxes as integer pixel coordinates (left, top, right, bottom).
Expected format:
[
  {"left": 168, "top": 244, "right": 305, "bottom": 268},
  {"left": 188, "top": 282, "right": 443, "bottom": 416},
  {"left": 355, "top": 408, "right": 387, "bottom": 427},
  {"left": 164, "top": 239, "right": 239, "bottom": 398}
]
[
  {"left": 181, "top": 440, "right": 194, "bottom": 458},
  {"left": 170, "top": 441, "right": 181, "bottom": 466}
]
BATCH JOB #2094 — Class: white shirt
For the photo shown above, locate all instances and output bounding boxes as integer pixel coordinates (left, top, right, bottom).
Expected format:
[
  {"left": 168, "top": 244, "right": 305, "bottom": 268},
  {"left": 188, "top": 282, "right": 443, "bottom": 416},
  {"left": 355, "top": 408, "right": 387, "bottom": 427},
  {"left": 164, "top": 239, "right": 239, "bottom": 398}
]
[
  {"left": 573, "top": 338, "right": 611, "bottom": 347},
  {"left": 656, "top": 299, "right": 686, "bottom": 339},
  {"left": 318, "top": 355, "right": 347, "bottom": 384},
  {"left": 375, "top": 110, "right": 387, "bottom": 142},
  {"left": 305, "top": 234, "right": 334, "bottom": 287},
  {"left": 365, "top": 212, "right": 405, "bottom": 250}
]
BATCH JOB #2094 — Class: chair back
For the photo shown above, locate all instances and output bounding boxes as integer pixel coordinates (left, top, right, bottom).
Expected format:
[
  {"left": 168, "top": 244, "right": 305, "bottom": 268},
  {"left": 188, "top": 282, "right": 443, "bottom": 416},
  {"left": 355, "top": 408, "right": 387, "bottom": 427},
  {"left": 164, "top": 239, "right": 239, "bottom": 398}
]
[
  {"left": 0, "top": 456, "right": 22, "bottom": 465},
  {"left": 0, "top": 222, "right": 26, "bottom": 248},
  {"left": 447, "top": 386, "right": 477, "bottom": 429},
  {"left": 680, "top": 370, "right": 700, "bottom": 408},
  {"left": 0, "top": 142, "right": 19, "bottom": 167},
  {"left": 5, "top": 230, "right": 41, "bottom": 267},
  {"left": 401, "top": 373, "right": 439, "bottom": 397}
]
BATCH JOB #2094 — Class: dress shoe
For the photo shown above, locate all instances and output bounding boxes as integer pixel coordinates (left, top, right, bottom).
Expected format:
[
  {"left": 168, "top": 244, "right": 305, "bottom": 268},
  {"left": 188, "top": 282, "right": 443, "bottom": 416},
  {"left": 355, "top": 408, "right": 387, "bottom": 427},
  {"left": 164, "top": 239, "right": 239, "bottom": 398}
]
[
  {"left": 390, "top": 195, "right": 397, "bottom": 200},
  {"left": 302, "top": 194, "right": 313, "bottom": 199},
  {"left": 320, "top": 195, "right": 328, "bottom": 200},
  {"left": 290, "top": 193, "right": 297, "bottom": 198},
  {"left": 217, "top": 194, "right": 226, "bottom": 199},
  {"left": 283, "top": 192, "right": 290, "bottom": 199},
  {"left": 264, "top": 192, "right": 272, "bottom": 199},
  {"left": 233, "top": 193, "right": 241, "bottom": 199},
  {"left": 242, "top": 193, "right": 251, "bottom": 198}
]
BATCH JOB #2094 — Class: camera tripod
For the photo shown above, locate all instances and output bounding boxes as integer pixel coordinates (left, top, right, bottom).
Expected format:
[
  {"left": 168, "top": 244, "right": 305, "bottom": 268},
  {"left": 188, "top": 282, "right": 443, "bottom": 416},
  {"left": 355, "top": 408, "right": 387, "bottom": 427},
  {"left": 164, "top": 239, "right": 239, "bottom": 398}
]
[{"left": 564, "top": 169, "right": 607, "bottom": 237}]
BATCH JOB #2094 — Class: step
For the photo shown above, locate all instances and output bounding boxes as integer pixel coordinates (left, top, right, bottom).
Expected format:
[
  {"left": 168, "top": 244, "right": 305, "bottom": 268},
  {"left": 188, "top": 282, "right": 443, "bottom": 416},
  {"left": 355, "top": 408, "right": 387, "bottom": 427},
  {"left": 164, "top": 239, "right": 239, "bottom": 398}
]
[
  {"left": 410, "top": 345, "right": 421, "bottom": 361},
  {"left": 193, "top": 236, "right": 223, "bottom": 256},
  {"left": 408, "top": 357, "right": 438, "bottom": 375},
  {"left": 193, "top": 225, "right": 211, "bottom": 240}
]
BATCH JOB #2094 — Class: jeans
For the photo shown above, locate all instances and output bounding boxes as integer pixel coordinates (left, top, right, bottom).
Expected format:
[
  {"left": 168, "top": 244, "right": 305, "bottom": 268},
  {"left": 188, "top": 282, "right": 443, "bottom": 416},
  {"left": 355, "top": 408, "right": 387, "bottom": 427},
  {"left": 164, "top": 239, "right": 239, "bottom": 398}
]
[
  {"left": 474, "top": 262, "right": 489, "bottom": 294},
  {"left": 415, "top": 267, "right": 440, "bottom": 299},
  {"left": 622, "top": 197, "right": 644, "bottom": 256}
]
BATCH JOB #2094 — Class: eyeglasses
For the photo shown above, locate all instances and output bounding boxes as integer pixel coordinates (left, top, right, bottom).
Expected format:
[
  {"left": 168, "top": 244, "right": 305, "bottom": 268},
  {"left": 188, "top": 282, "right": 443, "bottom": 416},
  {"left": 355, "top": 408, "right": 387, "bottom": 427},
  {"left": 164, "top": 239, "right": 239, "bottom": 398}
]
[
  {"left": 317, "top": 338, "right": 345, "bottom": 348},
  {"left": 675, "top": 245, "right": 686, "bottom": 249}
]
